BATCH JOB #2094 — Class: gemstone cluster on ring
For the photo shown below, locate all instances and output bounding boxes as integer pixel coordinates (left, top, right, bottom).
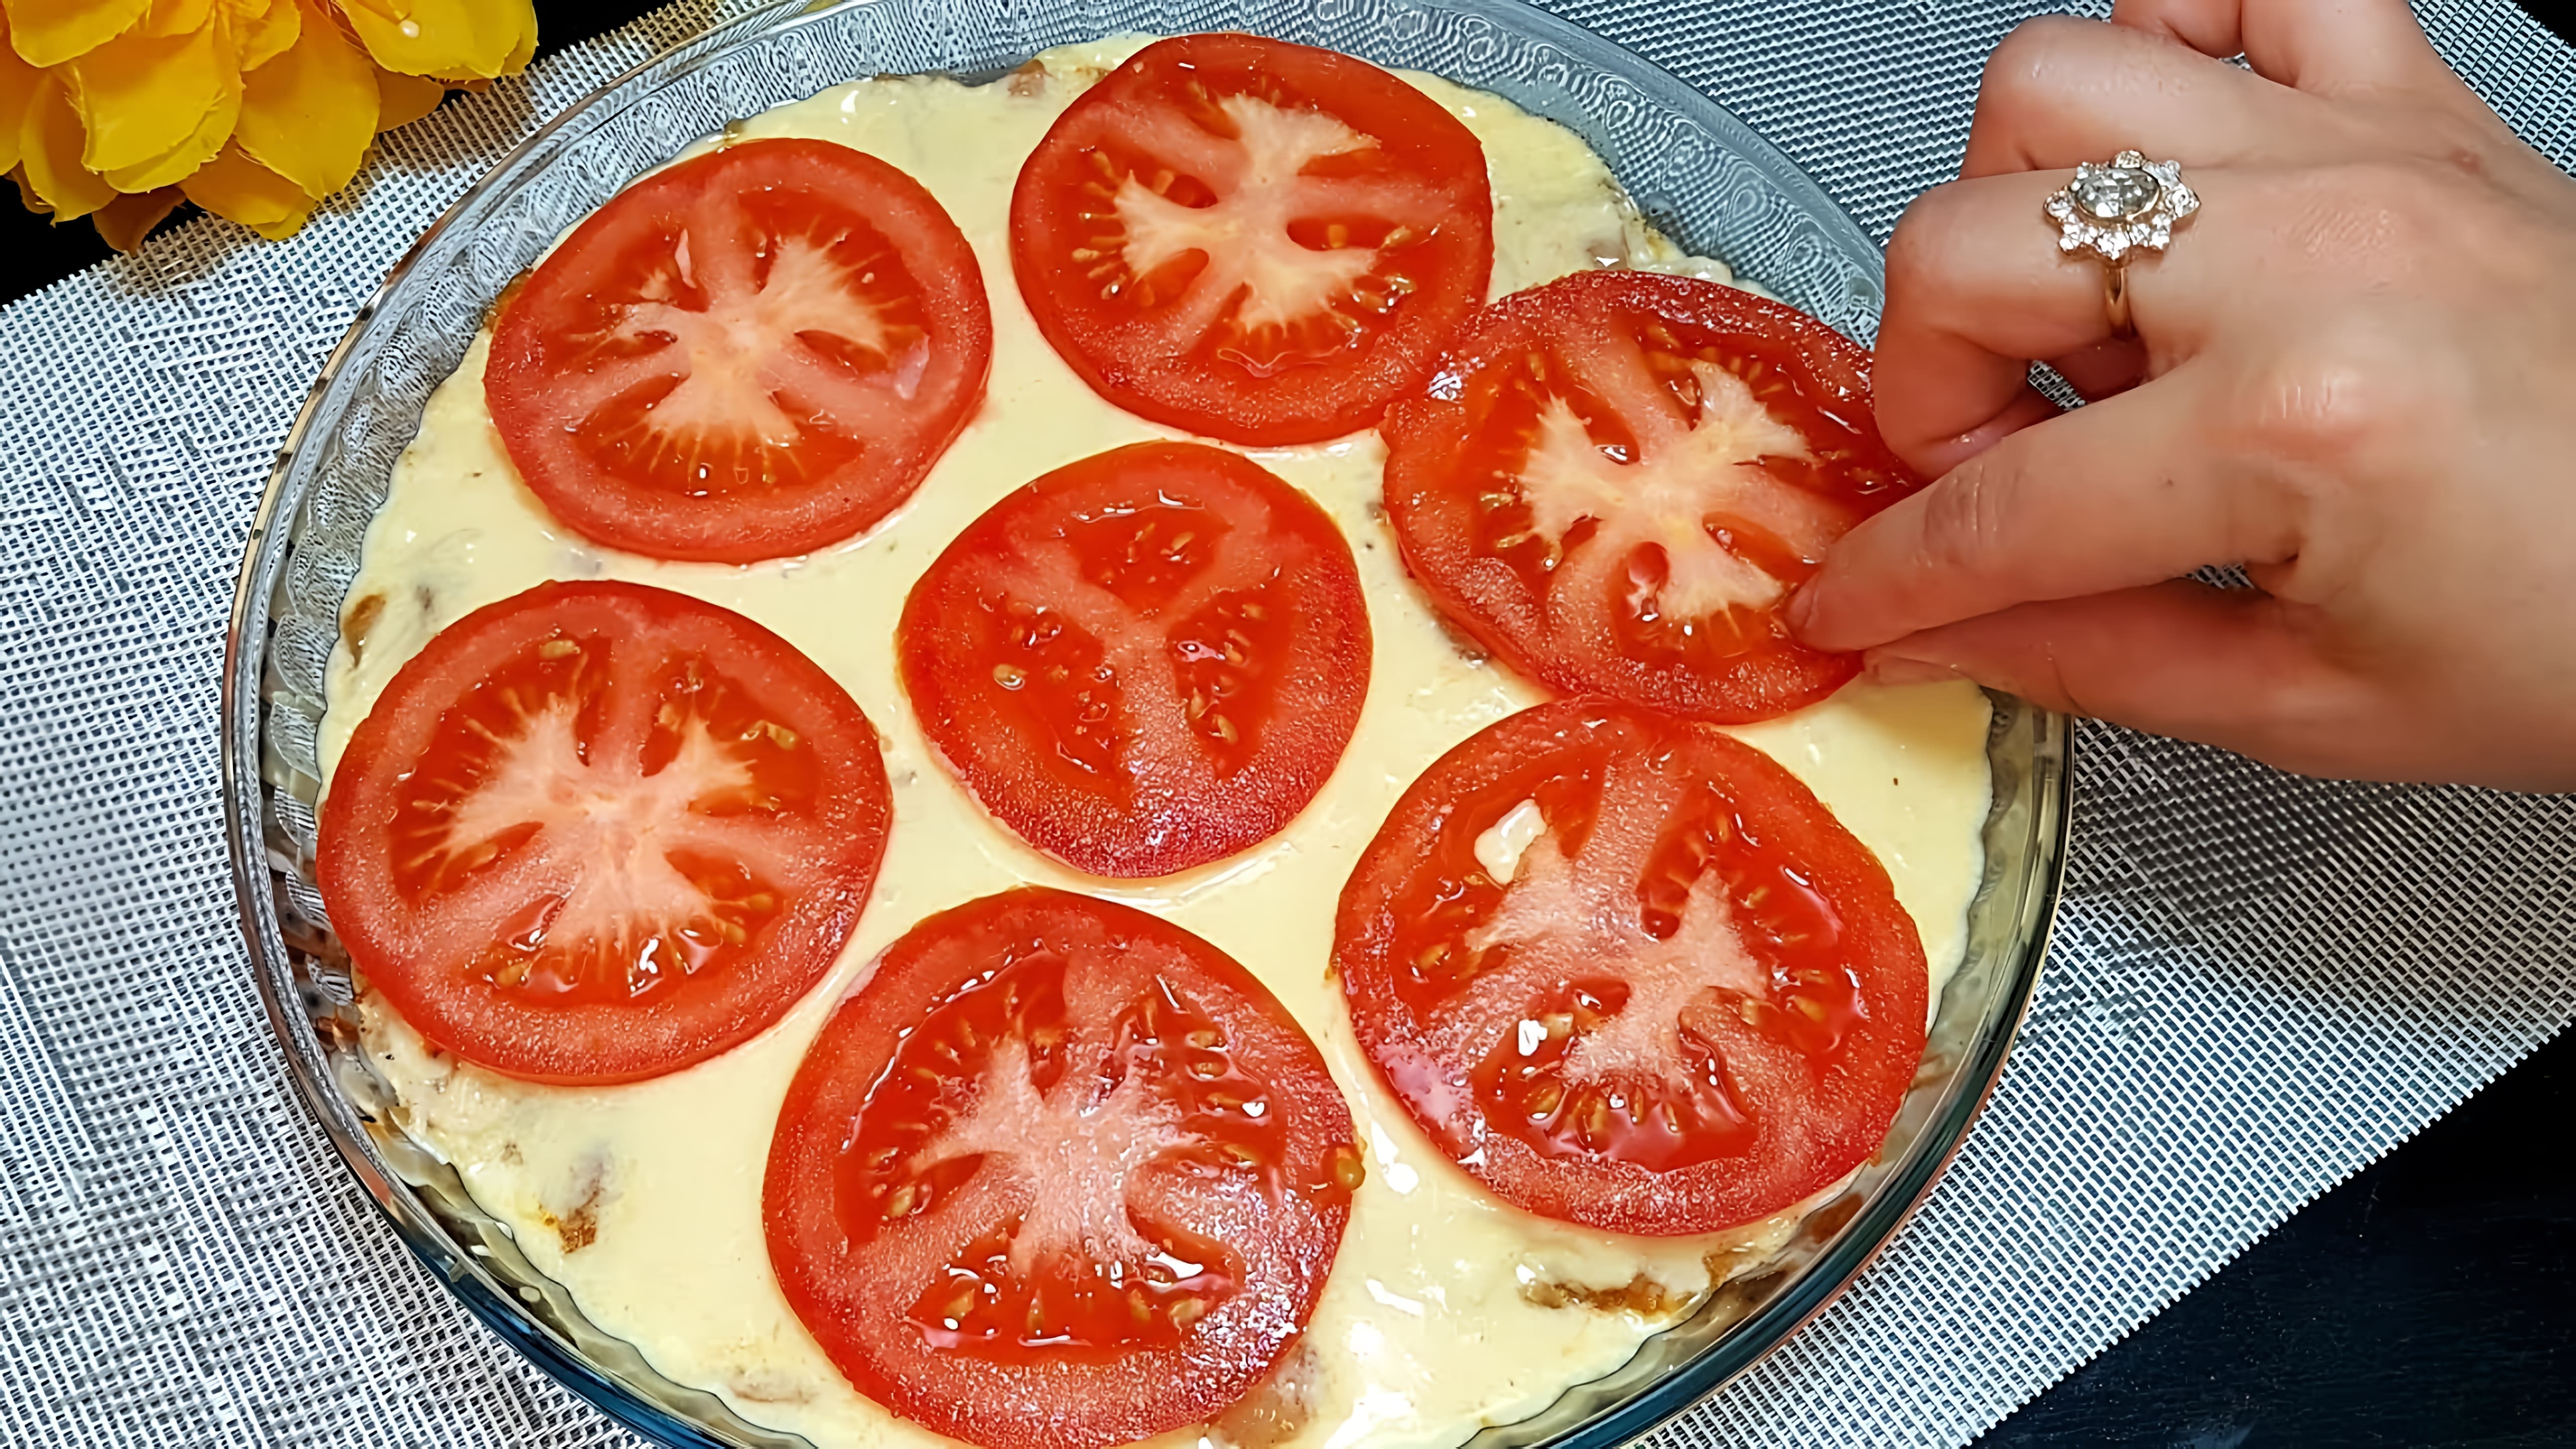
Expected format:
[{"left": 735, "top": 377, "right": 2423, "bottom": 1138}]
[{"left": 2045, "top": 150, "right": 2198, "bottom": 262}]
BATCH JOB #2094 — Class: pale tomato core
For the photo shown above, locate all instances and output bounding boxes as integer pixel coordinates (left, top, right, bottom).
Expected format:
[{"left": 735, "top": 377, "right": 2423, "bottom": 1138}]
[
  {"left": 567, "top": 212, "right": 924, "bottom": 497},
  {"left": 389, "top": 634, "right": 818, "bottom": 1004}
]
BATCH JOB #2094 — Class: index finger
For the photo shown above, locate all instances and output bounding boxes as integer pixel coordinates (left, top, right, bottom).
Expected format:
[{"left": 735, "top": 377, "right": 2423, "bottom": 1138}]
[{"left": 1790, "top": 363, "right": 2300, "bottom": 653}]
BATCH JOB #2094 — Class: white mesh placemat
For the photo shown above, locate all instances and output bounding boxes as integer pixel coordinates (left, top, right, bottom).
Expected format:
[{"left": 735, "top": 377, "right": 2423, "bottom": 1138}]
[{"left": 3, "top": 2, "right": 2570, "bottom": 1445}]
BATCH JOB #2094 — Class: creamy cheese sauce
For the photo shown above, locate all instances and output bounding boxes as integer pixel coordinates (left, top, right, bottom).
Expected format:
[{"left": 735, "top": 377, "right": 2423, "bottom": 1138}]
[{"left": 321, "top": 39, "right": 1993, "bottom": 1449}]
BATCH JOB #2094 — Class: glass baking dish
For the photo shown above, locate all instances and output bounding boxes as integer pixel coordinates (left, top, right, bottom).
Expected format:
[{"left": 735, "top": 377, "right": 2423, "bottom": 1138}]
[{"left": 219, "top": 0, "right": 2072, "bottom": 1443}]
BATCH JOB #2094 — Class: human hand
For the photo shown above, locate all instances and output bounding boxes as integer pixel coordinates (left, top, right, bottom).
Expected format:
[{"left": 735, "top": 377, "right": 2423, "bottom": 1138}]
[{"left": 1787, "top": 0, "right": 2576, "bottom": 790}]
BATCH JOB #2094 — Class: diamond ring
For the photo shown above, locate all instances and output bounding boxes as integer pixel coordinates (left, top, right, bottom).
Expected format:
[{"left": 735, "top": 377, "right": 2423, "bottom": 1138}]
[{"left": 2044, "top": 151, "right": 2198, "bottom": 339}]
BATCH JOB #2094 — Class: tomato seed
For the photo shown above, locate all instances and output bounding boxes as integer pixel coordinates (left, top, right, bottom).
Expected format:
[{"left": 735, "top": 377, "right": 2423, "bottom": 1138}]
[{"left": 1329, "top": 1144, "right": 1366, "bottom": 1192}]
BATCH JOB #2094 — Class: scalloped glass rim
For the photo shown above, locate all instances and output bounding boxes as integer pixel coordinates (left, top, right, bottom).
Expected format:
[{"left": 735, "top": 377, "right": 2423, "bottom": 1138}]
[{"left": 218, "top": 1, "right": 2073, "bottom": 1445}]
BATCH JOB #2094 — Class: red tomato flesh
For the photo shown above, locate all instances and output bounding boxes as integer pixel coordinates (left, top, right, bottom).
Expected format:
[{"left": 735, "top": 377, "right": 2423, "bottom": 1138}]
[
  {"left": 1333, "top": 699, "right": 1926, "bottom": 1234},
  {"left": 488, "top": 138, "right": 992, "bottom": 564},
  {"left": 318, "top": 581, "right": 891, "bottom": 1084},
  {"left": 1011, "top": 33, "right": 1493, "bottom": 445},
  {"left": 766, "top": 888, "right": 1359, "bottom": 1449},
  {"left": 898, "top": 441, "right": 1371, "bottom": 877},
  {"left": 1382, "top": 269, "right": 1922, "bottom": 723}
]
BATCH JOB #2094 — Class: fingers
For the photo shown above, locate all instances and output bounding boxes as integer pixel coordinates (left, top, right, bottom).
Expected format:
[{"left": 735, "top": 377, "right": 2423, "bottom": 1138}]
[
  {"left": 2045, "top": 341, "right": 2149, "bottom": 402},
  {"left": 1962, "top": 16, "right": 2305, "bottom": 178},
  {"left": 2110, "top": 0, "right": 2458, "bottom": 96},
  {"left": 1855, "top": 582, "right": 2410, "bottom": 779},
  {"left": 1793, "top": 366, "right": 2302, "bottom": 654},
  {"left": 1875, "top": 169, "right": 2228, "bottom": 468}
]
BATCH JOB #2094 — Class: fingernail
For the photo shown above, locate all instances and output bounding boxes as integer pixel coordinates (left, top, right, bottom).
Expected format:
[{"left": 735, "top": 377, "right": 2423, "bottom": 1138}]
[
  {"left": 1862, "top": 652, "right": 1966, "bottom": 688},
  {"left": 1784, "top": 584, "right": 1819, "bottom": 638}
]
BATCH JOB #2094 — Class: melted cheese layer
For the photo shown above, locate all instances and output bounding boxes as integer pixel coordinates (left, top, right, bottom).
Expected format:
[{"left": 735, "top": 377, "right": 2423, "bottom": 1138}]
[{"left": 323, "top": 38, "right": 1993, "bottom": 1449}]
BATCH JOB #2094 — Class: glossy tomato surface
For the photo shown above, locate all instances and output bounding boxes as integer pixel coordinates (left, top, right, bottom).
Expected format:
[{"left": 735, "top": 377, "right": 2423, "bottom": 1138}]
[
  {"left": 1382, "top": 269, "right": 1921, "bottom": 722},
  {"left": 1333, "top": 699, "right": 1926, "bottom": 1234},
  {"left": 1011, "top": 33, "right": 1492, "bottom": 445},
  {"left": 318, "top": 581, "right": 891, "bottom": 1084},
  {"left": 898, "top": 441, "right": 1370, "bottom": 877},
  {"left": 766, "top": 888, "right": 1360, "bottom": 1449},
  {"left": 489, "top": 138, "right": 991, "bottom": 564}
]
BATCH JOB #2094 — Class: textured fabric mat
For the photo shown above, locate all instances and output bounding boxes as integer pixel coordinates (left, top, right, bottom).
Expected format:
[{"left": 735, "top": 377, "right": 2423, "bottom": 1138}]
[{"left": 3, "top": 1, "right": 2571, "bottom": 1445}]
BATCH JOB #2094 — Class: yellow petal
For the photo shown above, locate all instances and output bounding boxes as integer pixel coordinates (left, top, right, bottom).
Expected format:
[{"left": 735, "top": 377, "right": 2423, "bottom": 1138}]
[
  {"left": 0, "top": 15, "right": 37, "bottom": 173},
  {"left": 65, "top": 20, "right": 238, "bottom": 172},
  {"left": 335, "top": 0, "right": 513, "bottom": 80},
  {"left": 139, "top": 0, "right": 210, "bottom": 37},
  {"left": 11, "top": 163, "right": 52, "bottom": 212},
  {"left": 372, "top": 64, "right": 436, "bottom": 129},
  {"left": 230, "top": 0, "right": 294, "bottom": 69},
  {"left": 88, "top": 178, "right": 178, "bottom": 245},
  {"left": 18, "top": 73, "right": 115, "bottom": 218},
  {"left": 4, "top": 0, "right": 152, "bottom": 67},
  {"left": 234, "top": 0, "right": 370, "bottom": 196},
  {"left": 493, "top": 0, "right": 528, "bottom": 73},
  {"left": 180, "top": 135, "right": 307, "bottom": 232},
  {"left": 97, "top": 46, "right": 234, "bottom": 189}
]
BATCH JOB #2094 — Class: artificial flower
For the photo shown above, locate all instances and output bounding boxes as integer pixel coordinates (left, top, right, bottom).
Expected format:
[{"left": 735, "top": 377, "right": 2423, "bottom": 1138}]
[{"left": 2, "top": 0, "right": 535, "bottom": 245}]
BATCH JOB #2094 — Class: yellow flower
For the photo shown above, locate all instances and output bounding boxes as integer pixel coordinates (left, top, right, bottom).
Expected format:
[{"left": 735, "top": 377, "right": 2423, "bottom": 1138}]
[{"left": 2, "top": 0, "right": 533, "bottom": 246}]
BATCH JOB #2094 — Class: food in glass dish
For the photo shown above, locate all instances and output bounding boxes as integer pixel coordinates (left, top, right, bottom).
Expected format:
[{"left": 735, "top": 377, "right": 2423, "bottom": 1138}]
[
  {"left": 1010, "top": 33, "right": 1495, "bottom": 446},
  {"left": 898, "top": 440, "right": 1373, "bottom": 877},
  {"left": 318, "top": 579, "right": 893, "bottom": 1084},
  {"left": 1334, "top": 699, "right": 1927, "bottom": 1237},
  {"left": 488, "top": 139, "right": 994, "bottom": 565},
  {"left": 1382, "top": 269, "right": 1921, "bottom": 722},
  {"left": 768, "top": 888, "right": 1362, "bottom": 1449},
  {"left": 316, "top": 32, "right": 1990, "bottom": 1449}
]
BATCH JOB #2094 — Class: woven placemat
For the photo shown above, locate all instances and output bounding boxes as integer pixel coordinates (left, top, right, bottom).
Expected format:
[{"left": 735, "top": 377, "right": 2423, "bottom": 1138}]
[{"left": 3, "top": 1, "right": 2570, "bottom": 1445}]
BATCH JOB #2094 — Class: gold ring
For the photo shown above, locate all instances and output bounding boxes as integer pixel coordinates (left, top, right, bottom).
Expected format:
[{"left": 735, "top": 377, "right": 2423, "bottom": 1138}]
[{"left": 2045, "top": 151, "right": 2197, "bottom": 340}]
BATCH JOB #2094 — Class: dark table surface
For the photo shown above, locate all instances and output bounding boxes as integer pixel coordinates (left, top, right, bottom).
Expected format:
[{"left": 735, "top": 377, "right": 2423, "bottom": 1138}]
[{"left": 8, "top": 3, "right": 2571, "bottom": 1445}]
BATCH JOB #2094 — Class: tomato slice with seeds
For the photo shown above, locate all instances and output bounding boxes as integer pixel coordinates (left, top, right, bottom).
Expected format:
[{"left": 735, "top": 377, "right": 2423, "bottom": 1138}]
[
  {"left": 318, "top": 581, "right": 891, "bottom": 1084},
  {"left": 1010, "top": 33, "right": 1492, "bottom": 445},
  {"left": 766, "top": 888, "right": 1359, "bottom": 1449},
  {"left": 488, "top": 138, "right": 992, "bottom": 565},
  {"left": 1333, "top": 699, "right": 1925, "bottom": 1235},
  {"left": 1382, "top": 269, "right": 1922, "bottom": 723},
  {"left": 898, "top": 441, "right": 1370, "bottom": 878}
]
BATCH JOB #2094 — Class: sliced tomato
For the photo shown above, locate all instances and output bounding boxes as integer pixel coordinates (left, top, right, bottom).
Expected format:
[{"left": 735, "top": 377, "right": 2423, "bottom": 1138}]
[
  {"left": 898, "top": 441, "right": 1370, "bottom": 878},
  {"left": 1382, "top": 269, "right": 1922, "bottom": 723},
  {"left": 488, "top": 138, "right": 992, "bottom": 565},
  {"left": 317, "top": 581, "right": 891, "bottom": 1084},
  {"left": 1010, "top": 33, "right": 1492, "bottom": 445},
  {"left": 767, "top": 888, "right": 1359, "bottom": 1449},
  {"left": 1333, "top": 699, "right": 1925, "bottom": 1235}
]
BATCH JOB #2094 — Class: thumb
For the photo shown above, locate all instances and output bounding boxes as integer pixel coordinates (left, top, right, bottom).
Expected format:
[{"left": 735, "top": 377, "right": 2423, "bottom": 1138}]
[{"left": 1865, "top": 581, "right": 2405, "bottom": 780}]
